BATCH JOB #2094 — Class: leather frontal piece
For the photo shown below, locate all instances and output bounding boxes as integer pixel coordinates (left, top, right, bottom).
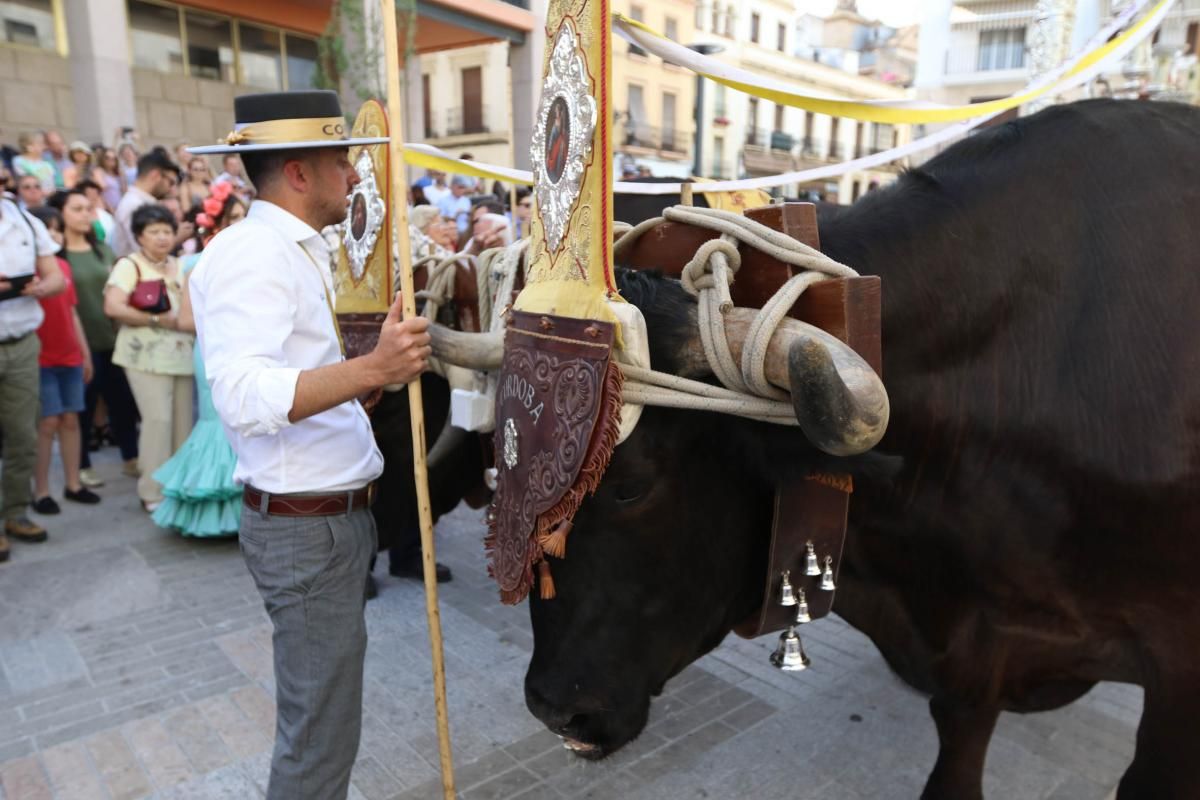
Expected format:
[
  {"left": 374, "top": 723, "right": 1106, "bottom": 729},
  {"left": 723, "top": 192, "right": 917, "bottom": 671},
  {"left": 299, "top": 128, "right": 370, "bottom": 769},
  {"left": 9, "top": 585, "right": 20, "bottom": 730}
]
[{"left": 487, "top": 310, "right": 624, "bottom": 604}]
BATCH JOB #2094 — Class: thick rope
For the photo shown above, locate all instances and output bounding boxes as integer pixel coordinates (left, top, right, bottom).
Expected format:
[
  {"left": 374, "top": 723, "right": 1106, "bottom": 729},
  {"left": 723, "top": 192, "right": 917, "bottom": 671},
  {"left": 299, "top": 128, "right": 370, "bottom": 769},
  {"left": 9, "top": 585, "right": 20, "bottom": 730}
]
[{"left": 613, "top": 205, "right": 859, "bottom": 423}]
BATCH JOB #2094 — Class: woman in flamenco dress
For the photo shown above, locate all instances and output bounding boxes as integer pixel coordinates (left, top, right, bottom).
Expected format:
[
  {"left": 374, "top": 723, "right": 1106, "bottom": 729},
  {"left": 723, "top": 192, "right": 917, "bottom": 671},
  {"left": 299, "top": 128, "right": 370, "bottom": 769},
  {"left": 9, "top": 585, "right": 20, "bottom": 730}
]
[{"left": 151, "top": 181, "right": 247, "bottom": 537}]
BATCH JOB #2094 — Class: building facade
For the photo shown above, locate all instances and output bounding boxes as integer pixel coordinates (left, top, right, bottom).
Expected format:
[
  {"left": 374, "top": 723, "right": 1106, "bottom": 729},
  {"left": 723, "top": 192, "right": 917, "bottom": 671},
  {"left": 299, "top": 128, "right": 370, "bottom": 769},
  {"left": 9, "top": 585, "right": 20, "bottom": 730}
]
[
  {"left": 693, "top": 0, "right": 913, "bottom": 202},
  {"left": 0, "top": 0, "right": 538, "bottom": 167},
  {"left": 611, "top": 0, "right": 697, "bottom": 177}
]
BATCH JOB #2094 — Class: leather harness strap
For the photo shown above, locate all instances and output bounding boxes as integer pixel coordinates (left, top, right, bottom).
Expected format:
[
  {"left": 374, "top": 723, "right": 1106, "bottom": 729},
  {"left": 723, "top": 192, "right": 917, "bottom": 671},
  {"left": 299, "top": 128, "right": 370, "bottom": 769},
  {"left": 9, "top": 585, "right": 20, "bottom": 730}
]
[{"left": 243, "top": 484, "right": 376, "bottom": 517}]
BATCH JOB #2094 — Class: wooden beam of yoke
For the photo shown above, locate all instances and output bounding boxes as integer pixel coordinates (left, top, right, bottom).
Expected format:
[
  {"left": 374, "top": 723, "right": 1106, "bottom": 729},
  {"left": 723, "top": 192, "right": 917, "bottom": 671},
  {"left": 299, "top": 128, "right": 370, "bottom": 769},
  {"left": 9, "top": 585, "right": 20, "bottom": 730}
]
[{"left": 618, "top": 202, "right": 882, "bottom": 375}]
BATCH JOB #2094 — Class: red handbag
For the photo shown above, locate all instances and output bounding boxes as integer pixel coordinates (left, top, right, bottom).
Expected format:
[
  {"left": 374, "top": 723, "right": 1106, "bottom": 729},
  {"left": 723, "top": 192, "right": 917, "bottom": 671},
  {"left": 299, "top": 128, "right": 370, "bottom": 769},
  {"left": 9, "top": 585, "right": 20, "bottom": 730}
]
[{"left": 126, "top": 255, "right": 171, "bottom": 314}]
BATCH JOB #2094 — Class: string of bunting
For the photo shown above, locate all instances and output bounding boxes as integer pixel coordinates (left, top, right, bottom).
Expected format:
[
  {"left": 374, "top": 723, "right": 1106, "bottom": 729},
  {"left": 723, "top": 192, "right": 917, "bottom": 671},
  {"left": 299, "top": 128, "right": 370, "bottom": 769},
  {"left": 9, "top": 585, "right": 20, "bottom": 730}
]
[
  {"left": 612, "top": 0, "right": 1169, "bottom": 124},
  {"left": 395, "top": 0, "right": 1166, "bottom": 195}
]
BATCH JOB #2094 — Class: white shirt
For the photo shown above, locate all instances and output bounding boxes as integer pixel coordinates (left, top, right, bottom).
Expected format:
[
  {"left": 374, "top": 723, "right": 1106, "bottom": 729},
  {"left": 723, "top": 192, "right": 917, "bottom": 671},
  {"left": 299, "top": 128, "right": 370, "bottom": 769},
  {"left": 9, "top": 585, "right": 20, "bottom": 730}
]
[
  {"left": 0, "top": 198, "right": 59, "bottom": 340},
  {"left": 110, "top": 185, "right": 155, "bottom": 258},
  {"left": 190, "top": 200, "right": 383, "bottom": 494}
]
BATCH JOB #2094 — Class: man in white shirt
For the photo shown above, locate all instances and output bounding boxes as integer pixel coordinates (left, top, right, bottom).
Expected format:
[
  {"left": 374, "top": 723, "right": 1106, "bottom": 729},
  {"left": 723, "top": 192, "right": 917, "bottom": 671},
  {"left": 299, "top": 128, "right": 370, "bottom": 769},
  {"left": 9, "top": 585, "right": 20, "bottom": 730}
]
[
  {"left": 0, "top": 196, "right": 65, "bottom": 561},
  {"left": 436, "top": 175, "right": 474, "bottom": 238},
  {"left": 109, "top": 149, "right": 179, "bottom": 257},
  {"left": 188, "top": 91, "right": 428, "bottom": 800}
]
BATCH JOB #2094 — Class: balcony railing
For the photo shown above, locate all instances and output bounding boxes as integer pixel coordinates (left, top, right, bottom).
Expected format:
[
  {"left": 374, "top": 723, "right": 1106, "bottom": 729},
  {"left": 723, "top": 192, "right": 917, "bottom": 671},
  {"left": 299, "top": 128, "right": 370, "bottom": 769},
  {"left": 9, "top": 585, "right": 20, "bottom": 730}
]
[
  {"left": 619, "top": 125, "right": 690, "bottom": 154},
  {"left": 744, "top": 128, "right": 796, "bottom": 151},
  {"left": 444, "top": 106, "right": 490, "bottom": 137},
  {"left": 800, "top": 137, "right": 826, "bottom": 157}
]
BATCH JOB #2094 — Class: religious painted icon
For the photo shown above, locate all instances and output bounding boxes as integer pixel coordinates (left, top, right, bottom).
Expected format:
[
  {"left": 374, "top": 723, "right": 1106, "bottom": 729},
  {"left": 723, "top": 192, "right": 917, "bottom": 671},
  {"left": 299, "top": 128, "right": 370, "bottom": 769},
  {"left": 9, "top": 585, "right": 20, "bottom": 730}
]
[
  {"left": 342, "top": 150, "right": 387, "bottom": 283},
  {"left": 350, "top": 193, "right": 368, "bottom": 240},
  {"left": 545, "top": 96, "right": 570, "bottom": 185}
]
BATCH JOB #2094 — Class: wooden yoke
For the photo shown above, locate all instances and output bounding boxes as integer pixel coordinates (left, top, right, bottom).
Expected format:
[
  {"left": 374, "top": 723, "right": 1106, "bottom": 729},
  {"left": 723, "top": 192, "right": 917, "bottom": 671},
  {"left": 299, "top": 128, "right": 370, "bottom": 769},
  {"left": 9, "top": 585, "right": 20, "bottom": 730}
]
[
  {"left": 619, "top": 202, "right": 881, "bottom": 374},
  {"left": 618, "top": 202, "right": 881, "bottom": 638}
]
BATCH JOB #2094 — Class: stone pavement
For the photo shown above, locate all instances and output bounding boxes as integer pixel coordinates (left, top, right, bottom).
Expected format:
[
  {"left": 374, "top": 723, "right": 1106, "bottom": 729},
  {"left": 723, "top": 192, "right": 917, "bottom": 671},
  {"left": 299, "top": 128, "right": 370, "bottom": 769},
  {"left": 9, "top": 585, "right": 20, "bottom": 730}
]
[{"left": 0, "top": 447, "right": 1142, "bottom": 799}]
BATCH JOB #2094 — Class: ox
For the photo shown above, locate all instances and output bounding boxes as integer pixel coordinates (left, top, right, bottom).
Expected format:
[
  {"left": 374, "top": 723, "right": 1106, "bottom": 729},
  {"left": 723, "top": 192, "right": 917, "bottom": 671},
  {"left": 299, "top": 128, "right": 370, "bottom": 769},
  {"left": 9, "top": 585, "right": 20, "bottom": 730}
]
[{"left": 437, "top": 99, "right": 1200, "bottom": 798}]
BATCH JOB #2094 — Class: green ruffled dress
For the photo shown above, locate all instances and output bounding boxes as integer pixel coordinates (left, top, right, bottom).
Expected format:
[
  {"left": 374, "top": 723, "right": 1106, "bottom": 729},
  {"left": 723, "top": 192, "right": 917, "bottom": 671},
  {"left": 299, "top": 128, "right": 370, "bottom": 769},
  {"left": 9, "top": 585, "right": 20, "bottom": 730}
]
[{"left": 151, "top": 257, "right": 240, "bottom": 537}]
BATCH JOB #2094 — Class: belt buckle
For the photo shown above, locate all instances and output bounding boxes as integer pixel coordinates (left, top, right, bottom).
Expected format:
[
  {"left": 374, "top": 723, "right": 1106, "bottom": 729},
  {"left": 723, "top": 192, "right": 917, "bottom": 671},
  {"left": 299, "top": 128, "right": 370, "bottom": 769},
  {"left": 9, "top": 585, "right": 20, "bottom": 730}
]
[{"left": 347, "top": 483, "right": 376, "bottom": 516}]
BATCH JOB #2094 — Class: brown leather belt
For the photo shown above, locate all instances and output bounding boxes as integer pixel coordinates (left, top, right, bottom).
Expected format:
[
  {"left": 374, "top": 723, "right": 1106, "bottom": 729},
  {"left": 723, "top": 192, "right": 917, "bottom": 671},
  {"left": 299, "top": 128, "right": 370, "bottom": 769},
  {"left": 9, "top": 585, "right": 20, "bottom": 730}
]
[{"left": 243, "top": 484, "right": 376, "bottom": 517}]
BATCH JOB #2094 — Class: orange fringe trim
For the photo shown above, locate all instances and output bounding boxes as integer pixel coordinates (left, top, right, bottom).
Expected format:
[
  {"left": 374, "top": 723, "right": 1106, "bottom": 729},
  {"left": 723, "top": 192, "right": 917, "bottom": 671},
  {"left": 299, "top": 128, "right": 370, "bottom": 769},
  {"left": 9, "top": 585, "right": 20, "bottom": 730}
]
[
  {"left": 538, "top": 518, "right": 573, "bottom": 559},
  {"left": 806, "top": 472, "right": 854, "bottom": 494},
  {"left": 538, "top": 561, "right": 556, "bottom": 599}
]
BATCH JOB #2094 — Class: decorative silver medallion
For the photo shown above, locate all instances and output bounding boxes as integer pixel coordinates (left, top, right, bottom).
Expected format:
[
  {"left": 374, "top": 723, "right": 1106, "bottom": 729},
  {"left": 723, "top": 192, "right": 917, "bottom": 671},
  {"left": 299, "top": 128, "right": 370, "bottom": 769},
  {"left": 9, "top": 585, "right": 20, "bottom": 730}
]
[
  {"left": 530, "top": 21, "right": 597, "bottom": 252},
  {"left": 503, "top": 418, "right": 519, "bottom": 469},
  {"left": 342, "top": 150, "right": 386, "bottom": 283}
]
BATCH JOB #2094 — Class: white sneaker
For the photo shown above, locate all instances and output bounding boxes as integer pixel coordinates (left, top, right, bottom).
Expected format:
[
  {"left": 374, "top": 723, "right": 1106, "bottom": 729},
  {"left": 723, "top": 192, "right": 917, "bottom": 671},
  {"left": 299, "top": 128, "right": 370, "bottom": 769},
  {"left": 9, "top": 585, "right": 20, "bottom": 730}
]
[{"left": 79, "top": 468, "right": 105, "bottom": 488}]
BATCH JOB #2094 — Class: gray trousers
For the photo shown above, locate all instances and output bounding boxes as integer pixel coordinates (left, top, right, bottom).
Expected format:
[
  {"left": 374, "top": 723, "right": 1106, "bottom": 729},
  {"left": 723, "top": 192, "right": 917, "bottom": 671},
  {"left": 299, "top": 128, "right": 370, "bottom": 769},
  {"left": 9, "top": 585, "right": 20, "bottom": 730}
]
[{"left": 239, "top": 504, "right": 377, "bottom": 800}]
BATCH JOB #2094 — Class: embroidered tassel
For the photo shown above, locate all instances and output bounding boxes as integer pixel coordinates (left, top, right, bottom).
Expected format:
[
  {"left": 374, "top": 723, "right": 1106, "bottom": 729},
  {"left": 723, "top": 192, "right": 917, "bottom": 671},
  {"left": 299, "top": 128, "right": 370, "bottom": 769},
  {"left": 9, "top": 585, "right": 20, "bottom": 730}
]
[
  {"left": 538, "top": 519, "right": 573, "bottom": 559},
  {"left": 538, "top": 561, "right": 557, "bottom": 600}
]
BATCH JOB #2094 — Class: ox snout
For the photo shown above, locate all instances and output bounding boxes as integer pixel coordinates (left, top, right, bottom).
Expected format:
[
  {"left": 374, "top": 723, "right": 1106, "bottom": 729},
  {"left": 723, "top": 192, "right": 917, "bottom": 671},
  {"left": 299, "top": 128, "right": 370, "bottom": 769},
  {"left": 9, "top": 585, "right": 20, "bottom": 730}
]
[{"left": 524, "top": 679, "right": 650, "bottom": 759}]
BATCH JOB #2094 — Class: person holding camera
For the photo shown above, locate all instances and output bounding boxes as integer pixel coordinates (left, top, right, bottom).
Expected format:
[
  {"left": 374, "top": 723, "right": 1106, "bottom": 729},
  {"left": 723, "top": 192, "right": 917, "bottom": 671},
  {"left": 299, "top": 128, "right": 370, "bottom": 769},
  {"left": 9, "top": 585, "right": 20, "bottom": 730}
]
[
  {"left": 103, "top": 204, "right": 194, "bottom": 512},
  {"left": 0, "top": 194, "right": 66, "bottom": 560}
]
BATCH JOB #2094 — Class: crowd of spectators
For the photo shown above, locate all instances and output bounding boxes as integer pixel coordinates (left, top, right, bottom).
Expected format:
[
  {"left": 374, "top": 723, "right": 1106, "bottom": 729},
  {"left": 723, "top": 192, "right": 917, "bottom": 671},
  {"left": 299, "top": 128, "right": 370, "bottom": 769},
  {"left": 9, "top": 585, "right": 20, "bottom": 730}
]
[{"left": 0, "top": 130, "right": 528, "bottom": 565}]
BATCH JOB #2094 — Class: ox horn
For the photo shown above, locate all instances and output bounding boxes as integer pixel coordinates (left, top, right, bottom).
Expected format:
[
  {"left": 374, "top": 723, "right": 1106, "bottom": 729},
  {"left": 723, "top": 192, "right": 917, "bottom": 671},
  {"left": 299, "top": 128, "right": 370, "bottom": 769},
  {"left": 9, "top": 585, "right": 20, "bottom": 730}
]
[
  {"left": 713, "top": 309, "right": 889, "bottom": 456},
  {"left": 429, "top": 325, "right": 503, "bottom": 370},
  {"left": 426, "top": 414, "right": 469, "bottom": 472}
]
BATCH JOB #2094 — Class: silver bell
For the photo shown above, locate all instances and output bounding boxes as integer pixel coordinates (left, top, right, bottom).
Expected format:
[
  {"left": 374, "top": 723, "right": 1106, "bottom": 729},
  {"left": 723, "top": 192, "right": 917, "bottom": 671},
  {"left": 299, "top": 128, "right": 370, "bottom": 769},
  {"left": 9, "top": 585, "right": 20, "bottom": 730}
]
[
  {"left": 770, "top": 626, "right": 811, "bottom": 671},
  {"left": 778, "top": 570, "right": 797, "bottom": 607},
  {"left": 820, "top": 556, "right": 836, "bottom": 591},
  {"left": 795, "top": 589, "right": 811, "bottom": 624},
  {"left": 805, "top": 542, "right": 821, "bottom": 576}
]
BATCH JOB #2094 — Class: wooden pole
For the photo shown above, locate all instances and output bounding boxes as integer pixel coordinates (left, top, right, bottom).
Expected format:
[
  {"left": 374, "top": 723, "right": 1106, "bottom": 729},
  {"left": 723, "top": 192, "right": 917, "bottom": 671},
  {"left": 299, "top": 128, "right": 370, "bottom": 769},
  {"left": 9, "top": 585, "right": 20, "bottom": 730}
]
[{"left": 379, "top": 2, "right": 457, "bottom": 797}]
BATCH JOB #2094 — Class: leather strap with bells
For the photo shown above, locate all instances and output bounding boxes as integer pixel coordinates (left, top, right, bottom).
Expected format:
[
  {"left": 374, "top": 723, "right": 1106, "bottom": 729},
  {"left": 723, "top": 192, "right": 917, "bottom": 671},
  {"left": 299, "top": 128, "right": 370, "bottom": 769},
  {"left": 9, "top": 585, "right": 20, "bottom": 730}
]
[{"left": 735, "top": 473, "right": 851, "bottom": 638}]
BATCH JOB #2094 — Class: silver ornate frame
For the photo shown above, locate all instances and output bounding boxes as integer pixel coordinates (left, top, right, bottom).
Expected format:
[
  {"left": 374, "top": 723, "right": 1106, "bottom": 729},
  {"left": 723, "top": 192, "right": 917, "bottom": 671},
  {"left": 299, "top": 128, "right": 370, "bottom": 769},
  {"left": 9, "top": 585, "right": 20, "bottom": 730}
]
[
  {"left": 530, "top": 21, "right": 597, "bottom": 253},
  {"left": 342, "top": 150, "right": 386, "bottom": 283}
]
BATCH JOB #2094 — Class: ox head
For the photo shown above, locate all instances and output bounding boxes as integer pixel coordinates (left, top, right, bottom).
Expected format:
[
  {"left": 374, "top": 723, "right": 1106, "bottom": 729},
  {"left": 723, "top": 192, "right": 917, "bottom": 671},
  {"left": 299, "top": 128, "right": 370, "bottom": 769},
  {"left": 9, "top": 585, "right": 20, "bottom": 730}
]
[{"left": 430, "top": 268, "right": 887, "bottom": 757}]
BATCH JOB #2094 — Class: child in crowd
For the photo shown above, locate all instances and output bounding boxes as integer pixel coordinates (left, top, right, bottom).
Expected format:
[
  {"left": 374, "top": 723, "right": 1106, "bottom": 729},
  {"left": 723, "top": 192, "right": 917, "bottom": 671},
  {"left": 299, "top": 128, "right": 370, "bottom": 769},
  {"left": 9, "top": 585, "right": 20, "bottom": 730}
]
[{"left": 26, "top": 207, "right": 101, "bottom": 513}]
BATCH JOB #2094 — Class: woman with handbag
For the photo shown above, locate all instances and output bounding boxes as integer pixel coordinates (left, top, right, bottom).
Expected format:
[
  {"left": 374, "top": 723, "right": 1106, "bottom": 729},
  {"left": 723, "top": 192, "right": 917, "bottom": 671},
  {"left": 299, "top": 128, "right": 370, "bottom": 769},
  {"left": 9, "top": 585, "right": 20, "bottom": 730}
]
[
  {"left": 150, "top": 184, "right": 245, "bottom": 536},
  {"left": 103, "top": 204, "right": 194, "bottom": 512}
]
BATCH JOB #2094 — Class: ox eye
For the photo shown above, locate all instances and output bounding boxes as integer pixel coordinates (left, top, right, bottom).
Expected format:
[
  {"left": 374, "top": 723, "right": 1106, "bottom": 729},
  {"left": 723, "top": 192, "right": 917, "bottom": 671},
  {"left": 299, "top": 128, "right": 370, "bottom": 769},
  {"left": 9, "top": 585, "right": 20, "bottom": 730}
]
[{"left": 613, "top": 483, "right": 643, "bottom": 504}]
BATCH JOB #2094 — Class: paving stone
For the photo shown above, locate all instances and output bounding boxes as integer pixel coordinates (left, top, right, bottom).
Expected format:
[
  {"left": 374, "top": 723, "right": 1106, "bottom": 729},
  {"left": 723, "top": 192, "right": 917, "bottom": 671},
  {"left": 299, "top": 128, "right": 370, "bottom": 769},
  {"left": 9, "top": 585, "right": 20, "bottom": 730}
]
[
  {"left": 164, "top": 704, "right": 234, "bottom": 774},
  {"left": 461, "top": 766, "right": 540, "bottom": 800},
  {"left": 453, "top": 748, "right": 520, "bottom": 790},
  {"left": 229, "top": 685, "right": 277, "bottom": 740},
  {"left": 195, "top": 694, "right": 272, "bottom": 757},
  {"left": 153, "top": 758, "right": 264, "bottom": 799},
  {"left": 506, "top": 781, "right": 565, "bottom": 799},
  {"left": 123, "top": 716, "right": 196, "bottom": 791},
  {"left": 84, "top": 730, "right": 154, "bottom": 800},
  {"left": 0, "top": 754, "right": 52, "bottom": 800},
  {"left": 38, "top": 741, "right": 107, "bottom": 800},
  {"left": 351, "top": 754, "right": 404, "bottom": 800},
  {"left": 502, "top": 728, "right": 563, "bottom": 762},
  {"left": 36, "top": 694, "right": 188, "bottom": 750},
  {"left": 0, "top": 738, "right": 34, "bottom": 764},
  {"left": 574, "top": 770, "right": 642, "bottom": 799},
  {"left": 720, "top": 697, "right": 777, "bottom": 731}
]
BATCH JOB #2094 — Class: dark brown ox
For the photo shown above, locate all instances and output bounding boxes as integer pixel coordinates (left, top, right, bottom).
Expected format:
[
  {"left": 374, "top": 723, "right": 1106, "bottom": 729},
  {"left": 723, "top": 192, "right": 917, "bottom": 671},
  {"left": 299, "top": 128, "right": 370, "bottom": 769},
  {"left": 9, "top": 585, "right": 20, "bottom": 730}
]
[{"left": 432, "top": 100, "right": 1200, "bottom": 799}]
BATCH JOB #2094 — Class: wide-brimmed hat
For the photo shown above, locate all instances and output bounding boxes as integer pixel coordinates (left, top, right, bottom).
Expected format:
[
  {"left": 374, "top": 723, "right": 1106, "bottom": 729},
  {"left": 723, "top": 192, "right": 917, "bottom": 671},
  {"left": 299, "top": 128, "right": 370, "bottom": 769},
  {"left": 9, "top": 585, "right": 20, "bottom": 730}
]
[{"left": 189, "top": 90, "right": 387, "bottom": 155}]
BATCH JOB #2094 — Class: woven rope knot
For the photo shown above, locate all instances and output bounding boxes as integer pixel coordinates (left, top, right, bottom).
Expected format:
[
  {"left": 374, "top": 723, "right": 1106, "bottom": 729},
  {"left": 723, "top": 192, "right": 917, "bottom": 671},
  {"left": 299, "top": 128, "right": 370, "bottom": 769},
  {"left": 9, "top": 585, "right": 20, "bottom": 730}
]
[{"left": 681, "top": 237, "right": 741, "bottom": 313}]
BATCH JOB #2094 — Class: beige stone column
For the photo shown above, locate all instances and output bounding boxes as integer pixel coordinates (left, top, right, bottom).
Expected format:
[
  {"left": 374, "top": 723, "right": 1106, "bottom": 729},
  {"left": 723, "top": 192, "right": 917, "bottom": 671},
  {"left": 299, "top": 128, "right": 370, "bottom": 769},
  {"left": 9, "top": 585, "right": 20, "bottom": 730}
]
[
  {"left": 509, "top": 0, "right": 546, "bottom": 172},
  {"left": 64, "top": 0, "right": 136, "bottom": 143}
]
